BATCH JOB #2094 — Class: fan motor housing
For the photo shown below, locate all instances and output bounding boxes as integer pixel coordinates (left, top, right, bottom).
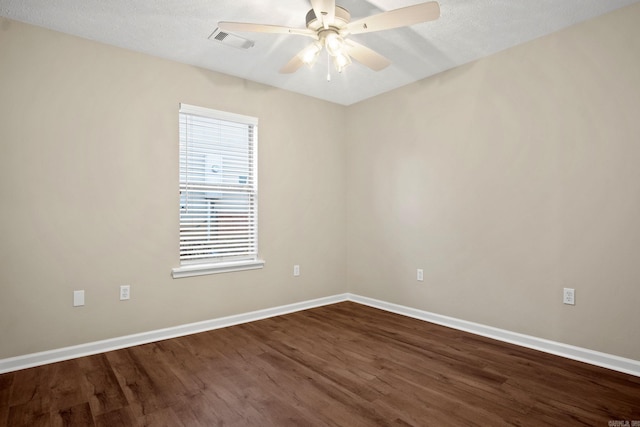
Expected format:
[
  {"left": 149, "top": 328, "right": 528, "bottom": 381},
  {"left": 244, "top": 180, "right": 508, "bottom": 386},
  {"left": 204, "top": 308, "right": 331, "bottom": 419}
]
[{"left": 305, "top": 6, "right": 351, "bottom": 30}]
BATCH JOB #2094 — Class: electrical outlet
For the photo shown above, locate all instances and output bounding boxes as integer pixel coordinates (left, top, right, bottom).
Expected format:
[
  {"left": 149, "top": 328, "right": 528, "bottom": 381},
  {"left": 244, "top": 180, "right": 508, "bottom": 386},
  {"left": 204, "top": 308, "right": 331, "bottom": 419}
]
[
  {"left": 120, "top": 285, "right": 130, "bottom": 301},
  {"left": 417, "top": 269, "right": 424, "bottom": 282},
  {"left": 563, "top": 288, "right": 575, "bottom": 305},
  {"left": 73, "top": 290, "right": 85, "bottom": 307},
  {"left": 293, "top": 265, "right": 300, "bottom": 277}
]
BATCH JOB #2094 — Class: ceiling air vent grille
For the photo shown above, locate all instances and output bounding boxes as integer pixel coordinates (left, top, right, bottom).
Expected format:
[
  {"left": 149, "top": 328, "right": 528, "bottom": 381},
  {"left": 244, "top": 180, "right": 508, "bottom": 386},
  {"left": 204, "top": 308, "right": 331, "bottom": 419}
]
[{"left": 209, "top": 28, "right": 255, "bottom": 50}]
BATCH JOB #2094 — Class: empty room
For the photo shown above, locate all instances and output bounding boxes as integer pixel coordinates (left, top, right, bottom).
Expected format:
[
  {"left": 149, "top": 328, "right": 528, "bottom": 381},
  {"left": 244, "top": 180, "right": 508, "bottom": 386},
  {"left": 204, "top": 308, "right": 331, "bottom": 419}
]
[{"left": 1, "top": 0, "right": 639, "bottom": 425}]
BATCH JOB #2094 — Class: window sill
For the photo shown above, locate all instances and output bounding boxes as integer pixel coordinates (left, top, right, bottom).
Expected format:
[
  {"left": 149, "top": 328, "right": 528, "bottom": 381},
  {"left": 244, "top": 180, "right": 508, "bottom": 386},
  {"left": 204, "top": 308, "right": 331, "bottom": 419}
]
[{"left": 172, "top": 259, "right": 265, "bottom": 279}]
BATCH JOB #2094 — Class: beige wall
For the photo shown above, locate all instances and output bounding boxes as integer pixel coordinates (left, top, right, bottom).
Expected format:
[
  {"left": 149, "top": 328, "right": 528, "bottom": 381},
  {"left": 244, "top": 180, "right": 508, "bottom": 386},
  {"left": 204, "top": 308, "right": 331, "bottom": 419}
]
[
  {"left": 346, "top": 3, "right": 640, "bottom": 360},
  {"left": 0, "top": 18, "right": 347, "bottom": 359},
  {"left": 2, "top": 3, "right": 640, "bottom": 362}
]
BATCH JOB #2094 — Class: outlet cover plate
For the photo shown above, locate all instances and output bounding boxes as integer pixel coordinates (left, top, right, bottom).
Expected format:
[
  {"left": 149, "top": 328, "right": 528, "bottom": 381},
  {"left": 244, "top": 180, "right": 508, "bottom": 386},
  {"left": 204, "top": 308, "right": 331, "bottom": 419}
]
[
  {"left": 563, "top": 288, "right": 575, "bottom": 305},
  {"left": 120, "top": 285, "right": 130, "bottom": 301}
]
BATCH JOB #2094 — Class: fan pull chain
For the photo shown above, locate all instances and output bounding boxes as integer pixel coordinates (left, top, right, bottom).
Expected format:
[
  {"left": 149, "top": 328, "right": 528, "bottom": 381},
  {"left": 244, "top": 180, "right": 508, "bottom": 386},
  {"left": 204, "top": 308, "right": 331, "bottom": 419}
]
[{"left": 326, "top": 49, "right": 331, "bottom": 82}]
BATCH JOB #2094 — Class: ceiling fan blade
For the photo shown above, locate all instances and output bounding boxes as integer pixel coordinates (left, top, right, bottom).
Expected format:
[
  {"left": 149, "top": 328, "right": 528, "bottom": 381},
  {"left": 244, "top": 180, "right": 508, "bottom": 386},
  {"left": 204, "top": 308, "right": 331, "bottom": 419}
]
[
  {"left": 343, "top": 1, "right": 440, "bottom": 35},
  {"left": 218, "top": 22, "right": 317, "bottom": 38},
  {"left": 345, "top": 40, "right": 391, "bottom": 71},
  {"left": 310, "top": 0, "right": 336, "bottom": 29},
  {"left": 280, "top": 51, "right": 306, "bottom": 74}
]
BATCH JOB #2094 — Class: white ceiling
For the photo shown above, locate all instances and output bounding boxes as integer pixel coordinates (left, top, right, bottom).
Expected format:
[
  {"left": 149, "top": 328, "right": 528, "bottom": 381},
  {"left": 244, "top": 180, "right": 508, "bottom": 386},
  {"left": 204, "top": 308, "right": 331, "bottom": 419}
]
[{"left": 1, "top": 0, "right": 638, "bottom": 105}]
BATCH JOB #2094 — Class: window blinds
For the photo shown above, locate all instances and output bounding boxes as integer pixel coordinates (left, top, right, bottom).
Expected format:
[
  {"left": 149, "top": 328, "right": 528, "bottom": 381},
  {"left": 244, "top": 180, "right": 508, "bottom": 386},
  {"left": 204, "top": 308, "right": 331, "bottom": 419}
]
[{"left": 178, "top": 104, "right": 258, "bottom": 264}]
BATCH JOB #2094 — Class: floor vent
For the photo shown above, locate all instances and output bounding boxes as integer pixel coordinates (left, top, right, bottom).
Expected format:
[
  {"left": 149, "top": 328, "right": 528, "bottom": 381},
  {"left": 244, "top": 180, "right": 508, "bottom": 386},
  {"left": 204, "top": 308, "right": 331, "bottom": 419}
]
[{"left": 208, "top": 28, "right": 255, "bottom": 50}]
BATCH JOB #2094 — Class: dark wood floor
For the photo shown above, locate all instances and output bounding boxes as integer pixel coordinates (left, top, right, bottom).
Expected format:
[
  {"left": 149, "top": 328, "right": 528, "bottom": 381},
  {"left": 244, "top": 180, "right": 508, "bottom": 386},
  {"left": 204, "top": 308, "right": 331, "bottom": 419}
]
[{"left": 1, "top": 301, "right": 639, "bottom": 426}]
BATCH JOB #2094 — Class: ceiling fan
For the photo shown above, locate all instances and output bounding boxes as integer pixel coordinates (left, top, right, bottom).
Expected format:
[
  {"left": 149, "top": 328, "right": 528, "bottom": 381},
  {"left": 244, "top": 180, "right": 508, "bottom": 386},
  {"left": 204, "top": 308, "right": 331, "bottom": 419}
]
[{"left": 218, "top": 0, "right": 440, "bottom": 76}]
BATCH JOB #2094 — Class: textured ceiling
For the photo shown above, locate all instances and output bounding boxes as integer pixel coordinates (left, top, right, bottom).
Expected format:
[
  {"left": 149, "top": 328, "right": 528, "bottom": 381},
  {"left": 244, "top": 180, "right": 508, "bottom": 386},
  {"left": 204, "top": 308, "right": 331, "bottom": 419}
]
[{"left": 1, "top": 0, "right": 638, "bottom": 105}]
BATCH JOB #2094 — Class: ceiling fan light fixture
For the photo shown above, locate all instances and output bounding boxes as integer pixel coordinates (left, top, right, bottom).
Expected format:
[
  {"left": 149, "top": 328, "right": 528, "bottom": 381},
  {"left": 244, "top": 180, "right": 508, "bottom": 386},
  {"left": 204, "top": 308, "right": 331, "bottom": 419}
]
[
  {"left": 300, "top": 42, "right": 322, "bottom": 67},
  {"left": 333, "top": 51, "right": 352, "bottom": 72},
  {"left": 324, "top": 32, "right": 345, "bottom": 57}
]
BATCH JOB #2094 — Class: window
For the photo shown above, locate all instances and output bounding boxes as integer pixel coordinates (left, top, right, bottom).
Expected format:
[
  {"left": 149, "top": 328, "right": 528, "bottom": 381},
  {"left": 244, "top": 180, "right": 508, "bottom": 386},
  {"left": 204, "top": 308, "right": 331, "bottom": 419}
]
[{"left": 172, "top": 104, "right": 264, "bottom": 278}]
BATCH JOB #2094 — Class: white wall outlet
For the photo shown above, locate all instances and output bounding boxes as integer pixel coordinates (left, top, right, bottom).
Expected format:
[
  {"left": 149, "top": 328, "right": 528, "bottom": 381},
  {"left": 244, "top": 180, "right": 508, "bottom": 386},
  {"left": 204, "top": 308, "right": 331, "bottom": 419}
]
[
  {"left": 293, "top": 265, "right": 300, "bottom": 277},
  {"left": 417, "top": 269, "right": 424, "bottom": 282},
  {"left": 120, "top": 285, "right": 130, "bottom": 301},
  {"left": 563, "top": 288, "right": 575, "bottom": 305},
  {"left": 73, "top": 290, "right": 85, "bottom": 307}
]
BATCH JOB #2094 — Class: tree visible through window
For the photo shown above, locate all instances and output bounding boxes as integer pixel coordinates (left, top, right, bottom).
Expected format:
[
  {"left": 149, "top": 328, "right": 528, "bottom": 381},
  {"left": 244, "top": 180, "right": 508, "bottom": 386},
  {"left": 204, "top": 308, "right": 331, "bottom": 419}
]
[{"left": 173, "top": 104, "right": 262, "bottom": 278}]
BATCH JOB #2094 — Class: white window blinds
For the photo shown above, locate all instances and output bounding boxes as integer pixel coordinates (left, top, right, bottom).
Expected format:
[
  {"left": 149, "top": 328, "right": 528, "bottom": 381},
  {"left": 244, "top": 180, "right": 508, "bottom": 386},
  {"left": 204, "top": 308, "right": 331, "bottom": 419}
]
[{"left": 178, "top": 104, "right": 259, "bottom": 268}]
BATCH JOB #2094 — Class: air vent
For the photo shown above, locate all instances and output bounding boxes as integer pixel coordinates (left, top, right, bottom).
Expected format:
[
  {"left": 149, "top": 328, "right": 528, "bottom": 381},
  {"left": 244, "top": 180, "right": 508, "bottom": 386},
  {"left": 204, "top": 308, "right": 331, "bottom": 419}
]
[
  {"left": 208, "top": 28, "right": 254, "bottom": 50},
  {"left": 214, "top": 32, "right": 228, "bottom": 42}
]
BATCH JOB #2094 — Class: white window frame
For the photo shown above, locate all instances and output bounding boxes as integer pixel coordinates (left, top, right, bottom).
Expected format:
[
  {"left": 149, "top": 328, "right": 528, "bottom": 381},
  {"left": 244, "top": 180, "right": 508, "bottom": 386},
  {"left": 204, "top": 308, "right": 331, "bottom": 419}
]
[{"left": 172, "top": 103, "right": 264, "bottom": 278}]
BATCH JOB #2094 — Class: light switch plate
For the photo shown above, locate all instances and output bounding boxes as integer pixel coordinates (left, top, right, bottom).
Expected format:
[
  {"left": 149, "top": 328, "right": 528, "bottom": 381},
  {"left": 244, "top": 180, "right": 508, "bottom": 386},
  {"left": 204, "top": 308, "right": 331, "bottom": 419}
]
[{"left": 73, "top": 290, "right": 85, "bottom": 307}]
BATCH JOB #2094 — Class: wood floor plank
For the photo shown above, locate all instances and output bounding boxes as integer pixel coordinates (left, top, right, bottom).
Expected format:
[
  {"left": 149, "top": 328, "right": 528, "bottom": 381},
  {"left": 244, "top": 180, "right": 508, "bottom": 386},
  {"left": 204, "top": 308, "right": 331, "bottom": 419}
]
[
  {"left": 51, "top": 402, "right": 95, "bottom": 427},
  {"left": 6, "top": 364, "right": 56, "bottom": 427},
  {"left": 1, "top": 301, "right": 639, "bottom": 426},
  {"left": 170, "top": 391, "right": 232, "bottom": 427},
  {"left": 77, "top": 354, "right": 129, "bottom": 417},
  {"left": 6, "top": 400, "right": 50, "bottom": 427},
  {"left": 106, "top": 345, "right": 191, "bottom": 420},
  {"left": 7, "top": 363, "right": 55, "bottom": 408},
  {"left": 46, "top": 360, "right": 89, "bottom": 415},
  {"left": 93, "top": 406, "right": 136, "bottom": 427},
  {"left": 0, "top": 373, "right": 13, "bottom": 426}
]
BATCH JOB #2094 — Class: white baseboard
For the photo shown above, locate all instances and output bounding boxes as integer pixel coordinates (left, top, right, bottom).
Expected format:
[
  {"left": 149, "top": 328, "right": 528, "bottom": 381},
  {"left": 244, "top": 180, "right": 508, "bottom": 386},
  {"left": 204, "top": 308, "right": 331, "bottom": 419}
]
[
  {"left": 348, "top": 293, "right": 640, "bottom": 377},
  {"left": 0, "top": 294, "right": 349, "bottom": 374},
  {"left": 2, "top": 292, "right": 639, "bottom": 377}
]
